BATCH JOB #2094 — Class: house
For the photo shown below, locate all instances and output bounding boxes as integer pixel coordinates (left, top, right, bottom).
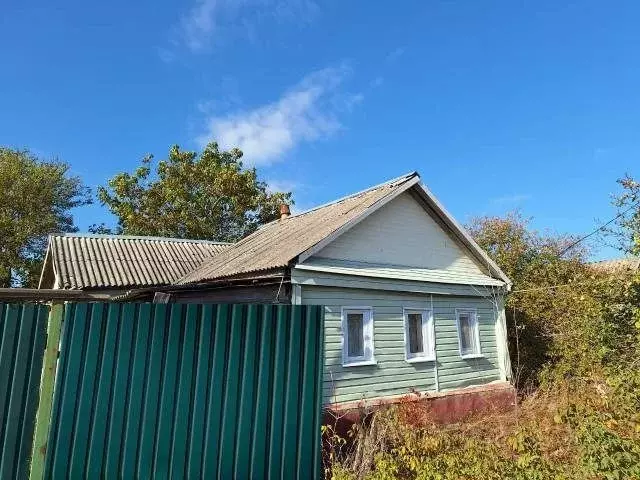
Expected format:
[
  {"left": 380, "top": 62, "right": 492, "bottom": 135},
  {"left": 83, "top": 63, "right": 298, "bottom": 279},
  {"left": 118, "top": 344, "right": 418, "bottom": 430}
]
[{"left": 40, "top": 172, "right": 513, "bottom": 410}]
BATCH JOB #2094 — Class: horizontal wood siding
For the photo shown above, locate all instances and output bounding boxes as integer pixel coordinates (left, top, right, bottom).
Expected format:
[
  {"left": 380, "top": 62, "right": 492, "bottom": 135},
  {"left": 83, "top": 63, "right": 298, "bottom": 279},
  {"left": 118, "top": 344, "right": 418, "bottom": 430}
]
[
  {"left": 301, "top": 285, "right": 502, "bottom": 405},
  {"left": 314, "top": 192, "right": 488, "bottom": 277}
]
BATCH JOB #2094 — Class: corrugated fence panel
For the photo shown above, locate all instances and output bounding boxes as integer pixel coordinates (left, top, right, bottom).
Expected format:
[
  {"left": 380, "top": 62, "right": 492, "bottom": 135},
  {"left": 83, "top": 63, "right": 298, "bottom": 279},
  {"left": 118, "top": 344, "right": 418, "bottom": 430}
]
[
  {"left": 0, "top": 303, "right": 48, "bottom": 480},
  {"left": 44, "top": 303, "right": 324, "bottom": 479}
]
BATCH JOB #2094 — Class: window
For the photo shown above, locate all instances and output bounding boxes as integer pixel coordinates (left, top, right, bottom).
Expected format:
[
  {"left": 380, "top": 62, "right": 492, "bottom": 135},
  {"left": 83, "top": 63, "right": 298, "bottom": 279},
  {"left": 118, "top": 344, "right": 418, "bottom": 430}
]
[
  {"left": 456, "top": 309, "right": 482, "bottom": 358},
  {"left": 403, "top": 309, "right": 435, "bottom": 362},
  {"left": 342, "top": 308, "right": 375, "bottom": 366}
]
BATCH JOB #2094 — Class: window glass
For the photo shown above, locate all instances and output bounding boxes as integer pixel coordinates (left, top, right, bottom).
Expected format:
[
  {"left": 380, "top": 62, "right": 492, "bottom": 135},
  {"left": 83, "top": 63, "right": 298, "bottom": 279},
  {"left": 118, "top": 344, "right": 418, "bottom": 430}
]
[
  {"left": 407, "top": 313, "right": 424, "bottom": 354},
  {"left": 459, "top": 313, "right": 473, "bottom": 353},
  {"left": 404, "top": 309, "right": 434, "bottom": 361},
  {"left": 347, "top": 313, "right": 364, "bottom": 358},
  {"left": 457, "top": 310, "right": 480, "bottom": 356}
]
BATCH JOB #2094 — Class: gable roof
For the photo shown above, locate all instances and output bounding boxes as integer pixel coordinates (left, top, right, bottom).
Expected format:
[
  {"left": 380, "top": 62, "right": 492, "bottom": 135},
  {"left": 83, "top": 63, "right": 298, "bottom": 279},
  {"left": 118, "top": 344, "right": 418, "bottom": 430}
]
[
  {"left": 39, "top": 233, "right": 229, "bottom": 290},
  {"left": 178, "top": 172, "right": 512, "bottom": 288}
]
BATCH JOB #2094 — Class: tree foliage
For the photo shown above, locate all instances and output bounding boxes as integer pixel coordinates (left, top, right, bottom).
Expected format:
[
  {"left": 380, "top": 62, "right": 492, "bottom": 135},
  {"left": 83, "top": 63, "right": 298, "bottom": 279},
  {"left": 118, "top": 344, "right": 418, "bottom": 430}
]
[
  {"left": 96, "top": 143, "right": 293, "bottom": 242},
  {"left": 0, "top": 147, "right": 90, "bottom": 287},
  {"left": 605, "top": 174, "right": 640, "bottom": 255},
  {"left": 467, "top": 213, "right": 594, "bottom": 387},
  {"left": 329, "top": 202, "right": 640, "bottom": 480}
]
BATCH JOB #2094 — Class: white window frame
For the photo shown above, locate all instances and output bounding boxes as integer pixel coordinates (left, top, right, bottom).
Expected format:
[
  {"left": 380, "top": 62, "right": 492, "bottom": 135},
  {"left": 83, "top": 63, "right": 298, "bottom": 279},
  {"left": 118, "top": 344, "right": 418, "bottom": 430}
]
[
  {"left": 341, "top": 307, "right": 376, "bottom": 367},
  {"left": 403, "top": 308, "right": 435, "bottom": 363},
  {"left": 455, "top": 308, "right": 483, "bottom": 358}
]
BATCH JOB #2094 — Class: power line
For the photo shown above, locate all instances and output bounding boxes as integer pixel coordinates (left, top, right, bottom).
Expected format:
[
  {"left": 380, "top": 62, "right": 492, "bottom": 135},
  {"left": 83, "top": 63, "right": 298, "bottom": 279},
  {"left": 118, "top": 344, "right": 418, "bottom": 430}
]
[
  {"left": 506, "top": 202, "right": 640, "bottom": 294},
  {"left": 557, "top": 201, "right": 640, "bottom": 257}
]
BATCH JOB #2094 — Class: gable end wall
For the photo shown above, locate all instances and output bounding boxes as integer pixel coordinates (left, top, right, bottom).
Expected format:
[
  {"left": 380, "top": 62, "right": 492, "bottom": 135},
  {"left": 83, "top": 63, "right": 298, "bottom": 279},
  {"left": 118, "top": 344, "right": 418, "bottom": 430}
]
[{"left": 312, "top": 192, "right": 488, "bottom": 276}]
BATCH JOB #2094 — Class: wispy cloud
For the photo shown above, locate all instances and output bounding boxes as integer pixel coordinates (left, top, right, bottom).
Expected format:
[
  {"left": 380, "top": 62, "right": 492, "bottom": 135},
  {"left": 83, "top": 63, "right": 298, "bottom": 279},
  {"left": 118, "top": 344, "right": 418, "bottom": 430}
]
[
  {"left": 265, "top": 179, "right": 300, "bottom": 194},
  {"left": 491, "top": 194, "right": 532, "bottom": 206},
  {"left": 196, "top": 65, "right": 361, "bottom": 166},
  {"left": 175, "top": 0, "right": 318, "bottom": 53},
  {"left": 180, "top": 0, "right": 220, "bottom": 52}
]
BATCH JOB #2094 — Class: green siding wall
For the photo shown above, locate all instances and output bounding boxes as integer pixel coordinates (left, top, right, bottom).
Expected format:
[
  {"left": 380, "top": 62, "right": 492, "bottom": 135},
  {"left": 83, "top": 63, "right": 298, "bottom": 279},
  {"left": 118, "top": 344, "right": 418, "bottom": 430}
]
[{"left": 300, "top": 286, "right": 503, "bottom": 405}]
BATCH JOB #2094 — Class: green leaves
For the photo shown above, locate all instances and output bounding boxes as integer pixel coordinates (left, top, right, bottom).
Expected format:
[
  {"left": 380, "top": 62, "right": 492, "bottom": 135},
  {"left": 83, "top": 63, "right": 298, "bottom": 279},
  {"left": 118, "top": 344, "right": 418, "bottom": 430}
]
[
  {"left": 97, "top": 142, "right": 293, "bottom": 242},
  {"left": 0, "top": 147, "right": 91, "bottom": 287}
]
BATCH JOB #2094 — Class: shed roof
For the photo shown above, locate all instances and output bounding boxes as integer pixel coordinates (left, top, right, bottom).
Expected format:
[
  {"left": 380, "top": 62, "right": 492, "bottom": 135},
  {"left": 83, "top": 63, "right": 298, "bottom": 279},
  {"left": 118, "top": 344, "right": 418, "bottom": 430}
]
[
  {"left": 178, "top": 172, "right": 512, "bottom": 287},
  {"left": 591, "top": 257, "right": 640, "bottom": 273},
  {"left": 39, "top": 233, "right": 229, "bottom": 290}
]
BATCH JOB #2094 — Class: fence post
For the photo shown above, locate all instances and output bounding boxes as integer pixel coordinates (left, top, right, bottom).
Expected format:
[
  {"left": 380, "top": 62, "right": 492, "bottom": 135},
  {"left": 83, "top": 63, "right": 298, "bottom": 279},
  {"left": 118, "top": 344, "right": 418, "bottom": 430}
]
[{"left": 29, "top": 303, "right": 64, "bottom": 480}]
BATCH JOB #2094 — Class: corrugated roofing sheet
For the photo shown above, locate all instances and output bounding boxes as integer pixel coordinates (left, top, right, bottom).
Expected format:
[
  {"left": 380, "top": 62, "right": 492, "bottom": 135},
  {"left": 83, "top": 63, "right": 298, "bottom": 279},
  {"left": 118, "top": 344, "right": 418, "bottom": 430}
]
[
  {"left": 294, "top": 257, "right": 505, "bottom": 287},
  {"left": 591, "top": 257, "right": 640, "bottom": 273},
  {"left": 178, "top": 173, "right": 419, "bottom": 284},
  {"left": 47, "top": 234, "right": 229, "bottom": 289}
]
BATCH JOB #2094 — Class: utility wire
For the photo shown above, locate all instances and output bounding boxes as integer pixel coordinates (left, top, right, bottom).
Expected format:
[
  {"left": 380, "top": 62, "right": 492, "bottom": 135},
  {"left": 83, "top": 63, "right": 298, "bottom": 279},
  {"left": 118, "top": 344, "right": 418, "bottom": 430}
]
[
  {"left": 557, "top": 201, "right": 640, "bottom": 257},
  {"left": 508, "top": 202, "right": 640, "bottom": 294}
]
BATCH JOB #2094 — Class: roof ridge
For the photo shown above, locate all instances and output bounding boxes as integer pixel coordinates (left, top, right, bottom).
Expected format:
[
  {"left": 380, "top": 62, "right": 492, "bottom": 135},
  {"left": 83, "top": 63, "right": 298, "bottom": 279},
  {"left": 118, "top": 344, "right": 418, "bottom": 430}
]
[
  {"left": 52, "top": 232, "right": 231, "bottom": 245},
  {"left": 290, "top": 171, "right": 419, "bottom": 218}
]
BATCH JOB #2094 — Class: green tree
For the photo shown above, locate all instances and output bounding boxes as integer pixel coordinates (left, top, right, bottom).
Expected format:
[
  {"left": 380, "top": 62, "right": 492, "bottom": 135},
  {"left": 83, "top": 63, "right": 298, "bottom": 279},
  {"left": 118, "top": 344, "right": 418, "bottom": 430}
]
[
  {"left": 0, "top": 147, "right": 91, "bottom": 287},
  {"left": 97, "top": 143, "right": 293, "bottom": 242},
  {"left": 467, "top": 213, "right": 590, "bottom": 387},
  {"left": 606, "top": 174, "right": 640, "bottom": 255}
]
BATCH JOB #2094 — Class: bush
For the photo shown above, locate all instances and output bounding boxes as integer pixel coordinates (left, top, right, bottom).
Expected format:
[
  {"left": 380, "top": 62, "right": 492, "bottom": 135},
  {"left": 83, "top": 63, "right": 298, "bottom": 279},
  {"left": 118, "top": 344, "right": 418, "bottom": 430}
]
[
  {"left": 327, "top": 375, "right": 640, "bottom": 479},
  {"left": 326, "top": 210, "right": 640, "bottom": 479}
]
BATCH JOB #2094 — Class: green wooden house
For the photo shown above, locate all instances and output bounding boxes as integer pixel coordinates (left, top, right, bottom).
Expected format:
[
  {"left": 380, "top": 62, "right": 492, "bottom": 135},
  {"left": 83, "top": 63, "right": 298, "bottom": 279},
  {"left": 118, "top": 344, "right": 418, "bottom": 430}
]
[{"left": 41, "top": 172, "right": 512, "bottom": 408}]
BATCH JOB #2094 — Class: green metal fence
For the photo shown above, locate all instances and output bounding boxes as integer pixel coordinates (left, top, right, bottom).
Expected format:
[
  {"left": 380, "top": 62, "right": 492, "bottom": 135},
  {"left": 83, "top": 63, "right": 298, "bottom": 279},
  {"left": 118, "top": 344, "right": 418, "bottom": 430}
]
[
  {"left": 0, "top": 303, "right": 49, "bottom": 480},
  {"left": 43, "top": 303, "right": 324, "bottom": 479}
]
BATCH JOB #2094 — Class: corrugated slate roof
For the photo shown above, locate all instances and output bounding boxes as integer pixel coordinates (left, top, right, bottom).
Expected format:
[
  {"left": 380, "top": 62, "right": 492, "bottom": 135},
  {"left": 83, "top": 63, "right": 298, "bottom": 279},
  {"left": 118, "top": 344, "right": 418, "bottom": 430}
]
[
  {"left": 178, "top": 172, "right": 421, "bottom": 284},
  {"left": 178, "top": 171, "right": 512, "bottom": 287},
  {"left": 42, "top": 233, "right": 229, "bottom": 289},
  {"left": 591, "top": 257, "right": 640, "bottom": 273}
]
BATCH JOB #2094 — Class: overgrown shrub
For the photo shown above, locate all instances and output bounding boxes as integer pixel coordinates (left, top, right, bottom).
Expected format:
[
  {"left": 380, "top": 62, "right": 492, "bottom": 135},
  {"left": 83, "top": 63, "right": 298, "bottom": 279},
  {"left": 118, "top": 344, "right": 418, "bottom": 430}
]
[
  {"left": 328, "top": 374, "right": 640, "bottom": 479},
  {"left": 326, "top": 204, "right": 640, "bottom": 479}
]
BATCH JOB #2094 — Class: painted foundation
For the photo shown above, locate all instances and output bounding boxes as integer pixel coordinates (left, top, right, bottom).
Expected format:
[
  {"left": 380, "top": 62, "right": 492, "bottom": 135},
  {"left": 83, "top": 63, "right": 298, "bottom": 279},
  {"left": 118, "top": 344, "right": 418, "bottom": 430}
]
[{"left": 323, "top": 381, "right": 517, "bottom": 429}]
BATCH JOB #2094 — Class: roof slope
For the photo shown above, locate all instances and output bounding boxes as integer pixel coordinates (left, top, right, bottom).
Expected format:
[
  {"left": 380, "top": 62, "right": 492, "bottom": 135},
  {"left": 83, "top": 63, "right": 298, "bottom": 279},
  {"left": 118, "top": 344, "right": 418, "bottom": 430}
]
[
  {"left": 591, "top": 257, "right": 640, "bottom": 273},
  {"left": 40, "top": 233, "right": 229, "bottom": 290},
  {"left": 178, "top": 172, "right": 511, "bottom": 287},
  {"left": 178, "top": 173, "right": 420, "bottom": 284}
]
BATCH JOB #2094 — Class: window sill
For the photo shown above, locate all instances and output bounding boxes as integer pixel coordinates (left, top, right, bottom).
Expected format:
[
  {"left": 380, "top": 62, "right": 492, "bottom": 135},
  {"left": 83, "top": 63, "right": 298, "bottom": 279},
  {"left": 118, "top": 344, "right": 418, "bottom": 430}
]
[
  {"left": 460, "top": 353, "right": 484, "bottom": 360},
  {"left": 405, "top": 356, "right": 436, "bottom": 364},
  {"left": 343, "top": 359, "right": 378, "bottom": 368}
]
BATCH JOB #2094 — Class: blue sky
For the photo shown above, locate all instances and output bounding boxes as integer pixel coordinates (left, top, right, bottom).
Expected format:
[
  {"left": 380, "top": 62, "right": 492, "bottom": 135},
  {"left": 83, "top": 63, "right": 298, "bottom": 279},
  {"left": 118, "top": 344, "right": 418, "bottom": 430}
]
[{"left": 2, "top": 1, "right": 639, "bottom": 259}]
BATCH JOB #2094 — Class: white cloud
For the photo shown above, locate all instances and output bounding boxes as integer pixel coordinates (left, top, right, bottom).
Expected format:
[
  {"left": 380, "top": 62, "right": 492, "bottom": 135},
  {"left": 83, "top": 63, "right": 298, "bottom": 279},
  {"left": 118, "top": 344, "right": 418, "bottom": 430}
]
[
  {"left": 266, "top": 179, "right": 300, "bottom": 195},
  {"left": 177, "top": 0, "right": 318, "bottom": 53},
  {"left": 180, "top": 0, "right": 220, "bottom": 52},
  {"left": 197, "top": 66, "right": 361, "bottom": 166},
  {"left": 491, "top": 194, "right": 532, "bottom": 205}
]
